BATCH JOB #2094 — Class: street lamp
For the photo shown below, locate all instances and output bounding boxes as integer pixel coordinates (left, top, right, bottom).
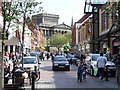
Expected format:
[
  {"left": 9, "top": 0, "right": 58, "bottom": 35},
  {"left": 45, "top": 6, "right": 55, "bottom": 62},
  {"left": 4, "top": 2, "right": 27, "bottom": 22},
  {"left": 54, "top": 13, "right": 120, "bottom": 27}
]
[{"left": 75, "top": 23, "right": 81, "bottom": 54}]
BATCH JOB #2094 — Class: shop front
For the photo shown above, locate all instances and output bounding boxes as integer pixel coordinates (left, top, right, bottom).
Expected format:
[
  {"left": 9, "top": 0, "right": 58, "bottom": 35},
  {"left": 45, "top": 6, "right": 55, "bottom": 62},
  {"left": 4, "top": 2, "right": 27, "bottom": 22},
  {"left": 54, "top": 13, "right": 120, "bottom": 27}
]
[{"left": 112, "top": 37, "right": 120, "bottom": 55}]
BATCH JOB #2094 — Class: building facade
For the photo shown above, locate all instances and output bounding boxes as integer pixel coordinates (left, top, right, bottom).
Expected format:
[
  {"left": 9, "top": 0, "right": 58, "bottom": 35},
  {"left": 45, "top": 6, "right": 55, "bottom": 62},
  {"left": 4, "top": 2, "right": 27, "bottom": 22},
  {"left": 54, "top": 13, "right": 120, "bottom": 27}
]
[
  {"left": 98, "top": 2, "right": 120, "bottom": 57},
  {"left": 71, "top": 14, "right": 91, "bottom": 54},
  {"left": 32, "top": 13, "right": 72, "bottom": 51},
  {"left": 72, "top": 1, "right": 120, "bottom": 58}
]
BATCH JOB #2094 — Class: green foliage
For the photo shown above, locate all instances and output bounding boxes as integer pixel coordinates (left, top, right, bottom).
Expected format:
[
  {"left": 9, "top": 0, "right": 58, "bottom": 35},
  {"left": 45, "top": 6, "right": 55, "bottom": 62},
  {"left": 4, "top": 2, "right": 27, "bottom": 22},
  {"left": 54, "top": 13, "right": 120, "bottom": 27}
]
[
  {"left": 1, "top": 0, "right": 43, "bottom": 68},
  {"left": 64, "top": 32, "right": 72, "bottom": 43},
  {"left": 50, "top": 33, "right": 70, "bottom": 48},
  {"left": 2, "top": 2, "right": 19, "bottom": 30}
]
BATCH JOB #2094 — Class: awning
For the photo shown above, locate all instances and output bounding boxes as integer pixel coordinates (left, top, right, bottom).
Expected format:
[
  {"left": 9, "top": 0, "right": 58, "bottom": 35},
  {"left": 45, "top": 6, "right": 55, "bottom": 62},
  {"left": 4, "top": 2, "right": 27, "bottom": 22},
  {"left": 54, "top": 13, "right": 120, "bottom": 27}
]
[{"left": 5, "top": 36, "right": 19, "bottom": 45}]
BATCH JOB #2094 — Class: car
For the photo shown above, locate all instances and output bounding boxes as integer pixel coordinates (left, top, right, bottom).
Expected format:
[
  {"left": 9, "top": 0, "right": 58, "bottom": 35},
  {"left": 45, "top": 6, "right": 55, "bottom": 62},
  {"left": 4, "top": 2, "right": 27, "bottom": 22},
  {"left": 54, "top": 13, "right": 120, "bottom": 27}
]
[
  {"left": 52, "top": 55, "right": 70, "bottom": 71},
  {"left": 29, "top": 51, "right": 40, "bottom": 61},
  {"left": 86, "top": 54, "right": 116, "bottom": 77},
  {"left": 29, "top": 51, "right": 38, "bottom": 57},
  {"left": 67, "top": 54, "right": 78, "bottom": 65},
  {"left": 19, "top": 56, "right": 41, "bottom": 72}
]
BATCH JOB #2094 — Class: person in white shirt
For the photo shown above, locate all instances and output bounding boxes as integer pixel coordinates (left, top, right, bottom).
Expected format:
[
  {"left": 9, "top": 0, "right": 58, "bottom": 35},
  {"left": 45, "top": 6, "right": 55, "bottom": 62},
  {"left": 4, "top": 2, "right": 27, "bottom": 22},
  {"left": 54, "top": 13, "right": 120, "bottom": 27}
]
[{"left": 97, "top": 53, "right": 107, "bottom": 80}]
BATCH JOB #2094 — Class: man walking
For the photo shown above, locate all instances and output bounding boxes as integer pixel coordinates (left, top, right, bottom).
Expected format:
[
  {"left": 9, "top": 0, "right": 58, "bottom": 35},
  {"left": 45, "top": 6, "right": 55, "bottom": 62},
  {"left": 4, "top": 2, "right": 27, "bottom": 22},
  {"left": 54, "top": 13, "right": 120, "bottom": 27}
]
[{"left": 97, "top": 53, "right": 107, "bottom": 80}]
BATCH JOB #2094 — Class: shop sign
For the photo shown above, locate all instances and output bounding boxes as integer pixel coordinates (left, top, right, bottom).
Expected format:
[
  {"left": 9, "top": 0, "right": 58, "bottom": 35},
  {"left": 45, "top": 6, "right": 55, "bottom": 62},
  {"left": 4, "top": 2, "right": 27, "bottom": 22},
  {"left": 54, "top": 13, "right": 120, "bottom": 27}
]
[{"left": 113, "top": 37, "right": 120, "bottom": 46}]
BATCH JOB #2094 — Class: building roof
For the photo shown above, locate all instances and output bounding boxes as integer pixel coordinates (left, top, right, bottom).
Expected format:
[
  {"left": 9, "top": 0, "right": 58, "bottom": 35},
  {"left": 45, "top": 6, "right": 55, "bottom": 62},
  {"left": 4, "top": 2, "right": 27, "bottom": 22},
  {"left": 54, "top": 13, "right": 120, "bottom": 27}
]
[
  {"left": 77, "top": 14, "right": 91, "bottom": 23},
  {"left": 5, "top": 36, "right": 19, "bottom": 45},
  {"left": 52, "top": 22, "right": 71, "bottom": 30}
]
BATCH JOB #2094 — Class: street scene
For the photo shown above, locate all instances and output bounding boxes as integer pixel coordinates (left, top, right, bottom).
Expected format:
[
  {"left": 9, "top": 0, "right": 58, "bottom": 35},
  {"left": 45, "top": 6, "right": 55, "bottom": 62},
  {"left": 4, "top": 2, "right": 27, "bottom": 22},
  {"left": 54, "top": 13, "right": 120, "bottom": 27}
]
[
  {"left": 0, "top": 0, "right": 120, "bottom": 90},
  {"left": 25, "top": 60, "right": 118, "bottom": 89}
]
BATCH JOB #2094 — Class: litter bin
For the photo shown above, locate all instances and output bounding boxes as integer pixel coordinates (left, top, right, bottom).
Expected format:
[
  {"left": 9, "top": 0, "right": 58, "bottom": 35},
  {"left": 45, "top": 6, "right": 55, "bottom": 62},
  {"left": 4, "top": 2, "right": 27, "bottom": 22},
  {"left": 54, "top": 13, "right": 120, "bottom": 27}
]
[{"left": 14, "top": 69, "right": 24, "bottom": 87}]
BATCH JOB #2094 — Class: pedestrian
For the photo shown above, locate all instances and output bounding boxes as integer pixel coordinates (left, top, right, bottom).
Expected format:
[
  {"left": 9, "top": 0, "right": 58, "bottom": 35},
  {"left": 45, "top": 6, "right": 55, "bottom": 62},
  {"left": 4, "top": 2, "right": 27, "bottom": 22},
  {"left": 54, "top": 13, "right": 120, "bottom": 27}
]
[
  {"left": 97, "top": 53, "right": 107, "bottom": 80},
  {"left": 42, "top": 51, "right": 45, "bottom": 60},
  {"left": 77, "top": 60, "right": 84, "bottom": 82},
  {"left": 47, "top": 52, "right": 49, "bottom": 60},
  {"left": 5, "top": 51, "right": 9, "bottom": 62},
  {"left": 50, "top": 52, "right": 54, "bottom": 60},
  {"left": 113, "top": 47, "right": 120, "bottom": 83},
  {"left": 10, "top": 52, "right": 15, "bottom": 62},
  {"left": 83, "top": 60, "right": 87, "bottom": 79}
]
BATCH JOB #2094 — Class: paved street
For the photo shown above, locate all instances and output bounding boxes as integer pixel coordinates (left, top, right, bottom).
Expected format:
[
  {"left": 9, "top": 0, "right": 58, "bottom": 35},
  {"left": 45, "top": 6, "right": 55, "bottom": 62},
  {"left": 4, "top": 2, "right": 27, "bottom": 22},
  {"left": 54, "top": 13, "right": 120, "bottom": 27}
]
[{"left": 25, "top": 60, "right": 118, "bottom": 89}]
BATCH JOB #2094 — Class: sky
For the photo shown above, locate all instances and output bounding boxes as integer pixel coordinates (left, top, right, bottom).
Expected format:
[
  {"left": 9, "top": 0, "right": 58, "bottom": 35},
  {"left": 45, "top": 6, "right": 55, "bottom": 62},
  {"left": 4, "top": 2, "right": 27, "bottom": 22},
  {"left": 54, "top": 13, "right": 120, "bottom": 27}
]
[{"left": 39, "top": 0, "right": 85, "bottom": 26}]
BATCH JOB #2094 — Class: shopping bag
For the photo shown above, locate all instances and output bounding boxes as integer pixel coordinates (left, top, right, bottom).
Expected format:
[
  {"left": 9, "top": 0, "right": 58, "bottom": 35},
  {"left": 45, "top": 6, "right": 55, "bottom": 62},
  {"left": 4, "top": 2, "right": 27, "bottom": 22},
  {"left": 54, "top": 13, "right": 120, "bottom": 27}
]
[{"left": 94, "top": 67, "right": 98, "bottom": 76}]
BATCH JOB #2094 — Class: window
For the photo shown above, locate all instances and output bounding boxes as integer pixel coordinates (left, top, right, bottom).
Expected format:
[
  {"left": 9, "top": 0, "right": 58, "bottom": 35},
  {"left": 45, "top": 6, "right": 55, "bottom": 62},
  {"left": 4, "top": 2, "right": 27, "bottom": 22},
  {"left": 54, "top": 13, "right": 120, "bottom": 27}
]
[
  {"left": 101, "top": 12, "right": 107, "bottom": 31},
  {"left": 20, "top": 58, "right": 37, "bottom": 64},
  {"left": 92, "top": 54, "right": 100, "bottom": 61},
  {"left": 55, "top": 56, "right": 67, "bottom": 61}
]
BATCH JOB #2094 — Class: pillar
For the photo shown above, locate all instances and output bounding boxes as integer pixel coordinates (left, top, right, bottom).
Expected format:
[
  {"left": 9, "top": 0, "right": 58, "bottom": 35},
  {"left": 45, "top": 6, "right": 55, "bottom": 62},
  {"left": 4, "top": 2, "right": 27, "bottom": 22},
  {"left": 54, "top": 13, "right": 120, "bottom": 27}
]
[{"left": 8, "top": 45, "right": 10, "bottom": 54}]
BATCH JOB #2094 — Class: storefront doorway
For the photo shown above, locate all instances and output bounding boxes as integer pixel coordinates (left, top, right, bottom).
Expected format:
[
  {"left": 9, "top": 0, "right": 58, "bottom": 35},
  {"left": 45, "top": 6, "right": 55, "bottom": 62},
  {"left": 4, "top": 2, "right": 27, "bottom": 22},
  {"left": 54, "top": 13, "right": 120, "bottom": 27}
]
[{"left": 112, "top": 37, "right": 120, "bottom": 55}]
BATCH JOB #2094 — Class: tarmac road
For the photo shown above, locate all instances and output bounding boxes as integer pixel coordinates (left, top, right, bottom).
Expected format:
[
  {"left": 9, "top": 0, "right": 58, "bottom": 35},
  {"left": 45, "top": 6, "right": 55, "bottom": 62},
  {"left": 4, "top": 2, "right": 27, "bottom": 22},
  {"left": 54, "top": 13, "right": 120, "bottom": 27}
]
[{"left": 25, "top": 60, "right": 118, "bottom": 89}]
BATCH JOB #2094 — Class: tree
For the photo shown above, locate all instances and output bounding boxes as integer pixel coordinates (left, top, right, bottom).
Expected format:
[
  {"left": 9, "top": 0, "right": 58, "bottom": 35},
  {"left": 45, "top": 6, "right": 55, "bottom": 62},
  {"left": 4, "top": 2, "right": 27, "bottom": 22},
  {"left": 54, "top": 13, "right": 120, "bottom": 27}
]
[
  {"left": 64, "top": 32, "right": 72, "bottom": 44},
  {"left": 1, "top": 1, "right": 43, "bottom": 86},
  {"left": 1, "top": 1, "right": 20, "bottom": 87},
  {"left": 50, "top": 33, "right": 68, "bottom": 52},
  {"left": 15, "top": 0, "right": 43, "bottom": 68}
]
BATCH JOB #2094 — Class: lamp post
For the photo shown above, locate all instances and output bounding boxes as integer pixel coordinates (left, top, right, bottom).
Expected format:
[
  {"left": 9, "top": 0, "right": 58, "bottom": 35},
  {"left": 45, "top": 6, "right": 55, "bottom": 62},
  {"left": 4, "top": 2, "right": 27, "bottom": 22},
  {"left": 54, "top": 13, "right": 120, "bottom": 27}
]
[{"left": 75, "top": 23, "right": 81, "bottom": 54}]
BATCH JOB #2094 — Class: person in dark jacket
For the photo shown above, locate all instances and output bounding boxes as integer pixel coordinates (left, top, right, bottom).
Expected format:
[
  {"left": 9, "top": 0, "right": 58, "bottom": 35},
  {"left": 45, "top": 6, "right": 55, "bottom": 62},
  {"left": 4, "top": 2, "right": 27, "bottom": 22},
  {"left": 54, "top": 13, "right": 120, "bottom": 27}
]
[{"left": 77, "top": 60, "right": 84, "bottom": 82}]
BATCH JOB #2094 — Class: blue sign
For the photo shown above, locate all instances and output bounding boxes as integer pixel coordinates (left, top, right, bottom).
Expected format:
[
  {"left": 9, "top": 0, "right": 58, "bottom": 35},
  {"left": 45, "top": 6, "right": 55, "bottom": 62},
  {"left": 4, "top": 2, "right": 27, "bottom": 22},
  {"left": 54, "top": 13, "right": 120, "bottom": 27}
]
[
  {"left": 88, "top": 24, "right": 92, "bottom": 33},
  {"left": 91, "top": 0, "right": 107, "bottom": 4}
]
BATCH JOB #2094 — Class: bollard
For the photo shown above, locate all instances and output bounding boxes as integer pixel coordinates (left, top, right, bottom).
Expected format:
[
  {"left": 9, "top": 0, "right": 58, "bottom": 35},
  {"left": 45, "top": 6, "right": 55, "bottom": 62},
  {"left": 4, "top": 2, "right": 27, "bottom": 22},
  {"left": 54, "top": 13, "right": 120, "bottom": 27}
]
[
  {"left": 12, "top": 61, "right": 16, "bottom": 84},
  {"left": 105, "top": 65, "right": 109, "bottom": 81},
  {"left": 31, "top": 66, "right": 38, "bottom": 90},
  {"left": 34, "top": 66, "right": 37, "bottom": 71},
  {"left": 31, "top": 71, "right": 35, "bottom": 90}
]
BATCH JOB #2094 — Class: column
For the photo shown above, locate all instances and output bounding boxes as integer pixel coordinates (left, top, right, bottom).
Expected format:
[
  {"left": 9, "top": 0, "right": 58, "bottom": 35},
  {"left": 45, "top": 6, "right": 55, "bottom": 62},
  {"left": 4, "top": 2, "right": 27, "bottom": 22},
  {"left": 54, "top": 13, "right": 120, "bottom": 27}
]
[
  {"left": 44, "top": 30, "right": 46, "bottom": 37},
  {"left": 13, "top": 45, "right": 15, "bottom": 52},
  {"left": 8, "top": 45, "right": 10, "bottom": 54}
]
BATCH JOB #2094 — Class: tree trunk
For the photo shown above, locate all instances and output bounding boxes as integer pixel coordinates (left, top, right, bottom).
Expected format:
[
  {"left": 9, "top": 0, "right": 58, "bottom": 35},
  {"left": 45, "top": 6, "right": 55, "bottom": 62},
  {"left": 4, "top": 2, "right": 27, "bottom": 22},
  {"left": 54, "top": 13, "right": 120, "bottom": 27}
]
[
  {"left": 0, "top": 17, "right": 6, "bottom": 89},
  {"left": 21, "top": 14, "right": 26, "bottom": 68}
]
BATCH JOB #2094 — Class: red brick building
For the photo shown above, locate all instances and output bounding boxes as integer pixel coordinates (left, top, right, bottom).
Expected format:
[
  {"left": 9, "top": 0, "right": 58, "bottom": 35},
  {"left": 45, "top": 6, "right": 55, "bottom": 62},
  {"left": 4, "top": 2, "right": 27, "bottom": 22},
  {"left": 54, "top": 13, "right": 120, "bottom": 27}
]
[{"left": 26, "top": 17, "right": 44, "bottom": 51}]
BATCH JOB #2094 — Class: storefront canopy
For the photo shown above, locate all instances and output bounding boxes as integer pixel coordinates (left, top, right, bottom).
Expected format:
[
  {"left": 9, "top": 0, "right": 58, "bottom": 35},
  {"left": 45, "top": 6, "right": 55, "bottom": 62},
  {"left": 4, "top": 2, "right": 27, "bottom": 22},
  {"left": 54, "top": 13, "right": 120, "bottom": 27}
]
[{"left": 5, "top": 36, "right": 19, "bottom": 45}]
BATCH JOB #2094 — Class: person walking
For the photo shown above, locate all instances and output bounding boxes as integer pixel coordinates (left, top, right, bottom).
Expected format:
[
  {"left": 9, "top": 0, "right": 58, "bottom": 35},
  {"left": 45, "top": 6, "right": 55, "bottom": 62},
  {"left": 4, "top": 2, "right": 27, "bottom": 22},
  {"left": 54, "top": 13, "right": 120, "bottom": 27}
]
[
  {"left": 97, "top": 53, "right": 107, "bottom": 80},
  {"left": 82, "top": 60, "right": 87, "bottom": 79},
  {"left": 46, "top": 52, "right": 50, "bottom": 60},
  {"left": 77, "top": 60, "right": 84, "bottom": 82}
]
